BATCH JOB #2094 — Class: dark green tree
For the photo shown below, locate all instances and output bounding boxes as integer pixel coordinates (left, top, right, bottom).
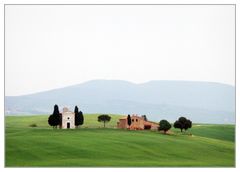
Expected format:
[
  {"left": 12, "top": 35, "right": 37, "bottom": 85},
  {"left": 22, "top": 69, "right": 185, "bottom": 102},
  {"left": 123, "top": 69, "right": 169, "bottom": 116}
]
[
  {"left": 173, "top": 120, "right": 183, "bottom": 132},
  {"left": 179, "top": 117, "right": 187, "bottom": 124},
  {"left": 127, "top": 114, "right": 131, "bottom": 128},
  {"left": 74, "top": 106, "right": 79, "bottom": 114},
  {"left": 74, "top": 106, "right": 81, "bottom": 128},
  {"left": 59, "top": 113, "right": 62, "bottom": 129},
  {"left": 174, "top": 116, "right": 192, "bottom": 132},
  {"left": 48, "top": 104, "right": 61, "bottom": 129},
  {"left": 141, "top": 115, "right": 148, "bottom": 121},
  {"left": 98, "top": 114, "right": 111, "bottom": 128},
  {"left": 48, "top": 114, "right": 55, "bottom": 128},
  {"left": 79, "top": 111, "right": 84, "bottom": 126},
  {"left": 184, "top": 119, "right": 192, "bottom": 131},
  {"left": 53, "top": 104, "right": 60, "bottom": 115},
  {"left": 158, "top": 120, "right": 171, "bottom": 134}
]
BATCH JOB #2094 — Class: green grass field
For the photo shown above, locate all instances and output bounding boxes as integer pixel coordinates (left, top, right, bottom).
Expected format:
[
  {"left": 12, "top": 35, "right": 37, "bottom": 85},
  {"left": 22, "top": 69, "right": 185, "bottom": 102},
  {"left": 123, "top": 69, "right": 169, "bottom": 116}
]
[{"left": 5, "top": 114, "right": 235, "bottom": 167}]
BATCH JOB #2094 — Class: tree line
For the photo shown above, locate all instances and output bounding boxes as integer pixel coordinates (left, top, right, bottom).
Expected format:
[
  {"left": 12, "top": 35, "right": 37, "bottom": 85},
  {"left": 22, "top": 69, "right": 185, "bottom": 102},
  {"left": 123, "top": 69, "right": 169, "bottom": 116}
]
[
  {"left": 48, "top": 106, "right": 192, "bottom": 133},
  {"left": 158, "top": 117, "right": 192, "bottom": 134}
]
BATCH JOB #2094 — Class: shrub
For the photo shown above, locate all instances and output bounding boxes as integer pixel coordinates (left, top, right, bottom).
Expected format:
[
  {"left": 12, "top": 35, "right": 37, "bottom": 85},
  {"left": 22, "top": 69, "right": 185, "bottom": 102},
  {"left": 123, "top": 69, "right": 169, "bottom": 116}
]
[{"left": 29, "top": 124, "right": 37, "bottom": 127}]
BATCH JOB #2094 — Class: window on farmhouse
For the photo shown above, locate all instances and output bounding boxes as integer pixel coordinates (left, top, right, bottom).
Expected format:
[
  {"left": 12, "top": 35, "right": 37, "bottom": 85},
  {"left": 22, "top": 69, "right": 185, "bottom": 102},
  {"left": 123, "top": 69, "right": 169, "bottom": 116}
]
[
  {"left": 136, "top": 119, "right": 138, "bottom": 122},
  {"left": 132, "top": 119, "right": 134, "bottom": 122}
]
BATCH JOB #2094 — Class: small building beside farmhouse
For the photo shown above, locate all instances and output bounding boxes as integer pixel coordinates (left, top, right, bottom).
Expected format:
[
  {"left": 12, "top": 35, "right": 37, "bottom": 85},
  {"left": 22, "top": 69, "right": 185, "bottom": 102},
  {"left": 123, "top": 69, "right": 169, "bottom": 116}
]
[
  {"left": 60, "top": 107, "right": 75, "bottom": 129},
  {"left": 117, "top": 114, "right": 159, "bottom": 130}
]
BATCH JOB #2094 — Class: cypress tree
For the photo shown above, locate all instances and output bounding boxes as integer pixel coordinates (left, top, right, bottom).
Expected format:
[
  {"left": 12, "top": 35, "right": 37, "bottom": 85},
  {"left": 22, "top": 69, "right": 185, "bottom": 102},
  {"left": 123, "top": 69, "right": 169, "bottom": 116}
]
[
  {"left": 79, "top": 111, "right": 84, "bottom": 126},
  {"left": 74, "top": 106, "right": 81, "bottom": 128},
  {"left": 127, "top": 114, "right": 131, "bottom": 128},
  {"left": 48, "top": 104, "right": 61, "bottom": 129}
]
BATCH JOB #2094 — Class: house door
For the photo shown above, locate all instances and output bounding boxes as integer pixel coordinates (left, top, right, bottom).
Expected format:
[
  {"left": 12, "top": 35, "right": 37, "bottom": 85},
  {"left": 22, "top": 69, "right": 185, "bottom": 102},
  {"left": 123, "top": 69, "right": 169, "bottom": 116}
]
[{"left": 67, "top": 122, "right": 70, "bottom": 129}]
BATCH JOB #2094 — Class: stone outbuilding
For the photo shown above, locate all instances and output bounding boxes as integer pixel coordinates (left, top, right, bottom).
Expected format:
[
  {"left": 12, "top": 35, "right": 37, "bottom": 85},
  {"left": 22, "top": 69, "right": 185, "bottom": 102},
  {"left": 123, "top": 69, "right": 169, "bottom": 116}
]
[
  {"left": 117, "top": 114, "right": 159, "bottom": 130},
  {"left": 60, "top": 107, "right": 75, "bottom": 129}
]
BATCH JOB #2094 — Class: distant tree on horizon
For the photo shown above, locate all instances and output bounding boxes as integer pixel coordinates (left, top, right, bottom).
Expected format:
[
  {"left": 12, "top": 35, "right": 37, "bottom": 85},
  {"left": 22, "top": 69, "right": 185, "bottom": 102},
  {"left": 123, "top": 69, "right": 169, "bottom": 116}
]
[
  {"left": 158, "top": 120, "right": 171, "bottom": 134},
  {"left": 174, "top": 117, "right": 192, "bottom": 132},
  {"left": 141, "top": 115, "right": 148, "bottom": 121},
  {"left": 98, "top": 114, "right": 111, "bottom": 128}
]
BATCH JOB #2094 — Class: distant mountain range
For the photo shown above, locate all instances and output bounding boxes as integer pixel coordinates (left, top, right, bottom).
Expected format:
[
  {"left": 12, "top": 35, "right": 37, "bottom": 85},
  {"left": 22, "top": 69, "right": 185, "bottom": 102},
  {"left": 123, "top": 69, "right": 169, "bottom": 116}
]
[{"left": 5, "top": 80, "right": 235, "bottom": 124}]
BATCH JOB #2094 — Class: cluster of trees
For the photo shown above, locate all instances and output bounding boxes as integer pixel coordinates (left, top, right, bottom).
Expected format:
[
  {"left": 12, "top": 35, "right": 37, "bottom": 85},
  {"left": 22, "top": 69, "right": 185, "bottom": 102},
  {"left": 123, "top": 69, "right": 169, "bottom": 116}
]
[
  {"left": 158, "top": 116, "right": 192, "bottom": 134},
  {"left": 48, "top": 104, "right": 84, "bottom": 129},
  {"left": 48, "top": 105, "right": 61, "bottom": 128},
  {"left": 173, "top": 117, "right": 192, "bottom": 132}
]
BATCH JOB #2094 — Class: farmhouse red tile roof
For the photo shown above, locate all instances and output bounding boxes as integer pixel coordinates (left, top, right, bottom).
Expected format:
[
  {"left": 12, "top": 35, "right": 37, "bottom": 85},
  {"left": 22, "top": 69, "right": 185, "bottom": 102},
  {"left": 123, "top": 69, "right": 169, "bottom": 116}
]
[
  {"left": 144, "top": 121, "right": 159, "bottom": 125},
  {"left": 131, "top": 115, "right": 145, "bottom": 119},
  {"left": 119, "top": 117, "right": 127, "bottom": 120}
]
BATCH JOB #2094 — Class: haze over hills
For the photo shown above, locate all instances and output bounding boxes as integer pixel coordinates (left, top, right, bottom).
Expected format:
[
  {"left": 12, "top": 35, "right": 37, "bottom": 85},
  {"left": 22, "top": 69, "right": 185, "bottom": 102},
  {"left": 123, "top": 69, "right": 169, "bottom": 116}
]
[{"left": 5, "top": 80, "right": 235, "bottom": 124}]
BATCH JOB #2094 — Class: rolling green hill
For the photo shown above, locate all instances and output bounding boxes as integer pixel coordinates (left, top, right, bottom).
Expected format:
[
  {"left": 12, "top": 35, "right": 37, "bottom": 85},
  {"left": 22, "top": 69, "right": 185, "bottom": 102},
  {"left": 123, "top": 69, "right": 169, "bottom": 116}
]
[{"left": 5, "top": 115, "right": 235, "bottom": 167}]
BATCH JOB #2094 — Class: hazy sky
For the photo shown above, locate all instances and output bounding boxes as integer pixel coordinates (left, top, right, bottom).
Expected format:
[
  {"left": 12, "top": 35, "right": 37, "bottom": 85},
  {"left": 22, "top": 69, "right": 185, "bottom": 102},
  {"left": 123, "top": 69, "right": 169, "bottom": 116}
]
[{"left": 5, "top": 5, "right": 235, "bottom": 96}]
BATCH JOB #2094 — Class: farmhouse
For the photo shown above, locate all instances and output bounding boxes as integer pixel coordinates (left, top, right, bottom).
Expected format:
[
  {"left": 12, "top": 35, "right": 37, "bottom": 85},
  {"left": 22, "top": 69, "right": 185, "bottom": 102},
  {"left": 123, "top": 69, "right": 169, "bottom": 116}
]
[
  {"left": 60, "top": 107, "right": 75, "bottom": 129},
  {"left": 117, "top": 114, "right": 159, "bottom": 130}
]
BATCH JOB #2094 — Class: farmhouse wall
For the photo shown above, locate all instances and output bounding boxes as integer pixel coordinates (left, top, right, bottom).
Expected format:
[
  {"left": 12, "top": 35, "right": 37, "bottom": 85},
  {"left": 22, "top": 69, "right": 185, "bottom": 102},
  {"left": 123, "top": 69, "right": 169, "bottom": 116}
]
[
  {"left": 117, "top": 118, "right": 128, "bottom": 129},
  {"left": 117, "top": 114, "right": 159, "bottom": 130},
  {"left": 130, "top": 115, "right": 145, "bottom": 130}
]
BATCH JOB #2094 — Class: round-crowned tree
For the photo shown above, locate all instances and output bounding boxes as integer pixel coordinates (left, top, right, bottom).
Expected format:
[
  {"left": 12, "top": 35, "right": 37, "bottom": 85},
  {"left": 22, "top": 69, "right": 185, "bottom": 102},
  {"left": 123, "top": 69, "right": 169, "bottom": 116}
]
[
  {"left": 173, "top": 120, "right": 183, "bottom": 132},
  {"left": 98, "top": 114, "right": 111, "bottom": 128},
  {"left": 184, "top": 119, "right": 192, "bottom": 131},
  {"left": 158, "top": 120, "right": 171, "bottom": 134},
  {"left": 48, "top": 114, "right": 55, "bottom": 128},
  {"left": 174, "top": 116, "right": 192, "bottom": 132}
]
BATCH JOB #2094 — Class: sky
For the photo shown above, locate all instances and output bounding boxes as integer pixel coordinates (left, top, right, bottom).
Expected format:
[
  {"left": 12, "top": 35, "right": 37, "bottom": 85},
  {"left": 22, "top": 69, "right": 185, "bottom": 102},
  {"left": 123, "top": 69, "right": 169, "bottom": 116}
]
[{"left": 5, "top": 5, "right": 235, "bottom": 96}]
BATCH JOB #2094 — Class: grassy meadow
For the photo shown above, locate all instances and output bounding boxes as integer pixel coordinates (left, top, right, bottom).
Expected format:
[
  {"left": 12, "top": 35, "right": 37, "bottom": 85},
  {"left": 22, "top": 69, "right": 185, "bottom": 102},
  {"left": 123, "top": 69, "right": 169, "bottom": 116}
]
[{"left": 5, "top": 114, "right": 235, "bottom": 167}]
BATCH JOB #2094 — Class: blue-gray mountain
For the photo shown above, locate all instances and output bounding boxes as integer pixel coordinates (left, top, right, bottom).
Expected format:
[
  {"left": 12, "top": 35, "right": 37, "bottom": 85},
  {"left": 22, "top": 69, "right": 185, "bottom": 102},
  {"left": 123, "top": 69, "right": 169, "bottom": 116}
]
[{"left": 5, "top": 80, "right": 235, "bottom": 124}]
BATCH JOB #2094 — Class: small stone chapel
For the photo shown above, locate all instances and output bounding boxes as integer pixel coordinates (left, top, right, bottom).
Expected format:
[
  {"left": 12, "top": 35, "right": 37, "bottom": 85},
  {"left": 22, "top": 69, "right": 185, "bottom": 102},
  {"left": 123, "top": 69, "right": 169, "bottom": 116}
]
[{"left": 61, "top": 107, "right": 75, "bottom": 129}]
